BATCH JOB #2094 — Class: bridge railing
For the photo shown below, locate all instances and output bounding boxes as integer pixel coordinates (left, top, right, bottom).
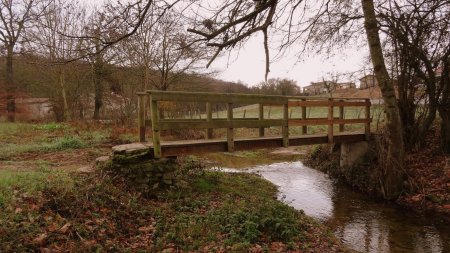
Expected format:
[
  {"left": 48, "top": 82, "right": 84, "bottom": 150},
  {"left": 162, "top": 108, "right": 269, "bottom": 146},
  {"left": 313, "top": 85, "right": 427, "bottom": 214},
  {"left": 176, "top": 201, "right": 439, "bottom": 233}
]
[{"left": 137, "top": 90, "right": 371, "bottom": 158}]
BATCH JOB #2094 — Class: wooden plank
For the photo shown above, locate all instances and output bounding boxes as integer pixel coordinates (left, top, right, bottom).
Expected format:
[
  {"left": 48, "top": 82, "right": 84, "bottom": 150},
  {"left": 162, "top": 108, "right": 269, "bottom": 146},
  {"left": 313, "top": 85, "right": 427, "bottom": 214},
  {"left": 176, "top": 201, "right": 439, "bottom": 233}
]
[
  {"left": 138, "top": 94, "right": 146, "bottom": 142},
  {"left": 282, "top": 103, "right": 289, "bottom": 147},
  {"left": 328, "top": 98, "right": 334, "bottom": 143},
  {"left": 289, "top": 100, "right": 370, "bottom": 107},
  {"left": 333, "top": 118, "right": 371, "bottom": 124},
  {"left": 146, "top": 90, "right": 287, "bottom": 104},
  {"left": 206, "top": 102, "right": 213, "bottom": 139},
  {"left": 301, "top": 99, "right": 307, "bottom": 134},
  {"left": 289, "top": 118, "right": 329, "bottom": 126},
  {"left": 150, "top": 97, "right": 161, "bottom": 158},
  {"left": 144, "top": 133, "right": 368, "bottom": 157},
  {"left": 227, "top": 103, "right": 234, "bottom": 152},
  {"left": 333, "top": 101, "right": 370, "bottom": 107},
  {"left": 158, "top": 118, "right": 259, "bottom": 122},
  {"left": 259, "top": 103, "right": 264, "bottom": 137},
  {"left": 289, "top": 100, "right": 328, "bottom": 107},
  {"left": 158, "top": 119, "right": 285, "bottom": 130},
  {"left": 339, "top": 100, "right": 344, "bottom": 132},
  {"left": 333, "top": 132, "right": 367, "bottom": 143},
  {"left": 365, "top": 99, "right": 371, "bottom": 140}
]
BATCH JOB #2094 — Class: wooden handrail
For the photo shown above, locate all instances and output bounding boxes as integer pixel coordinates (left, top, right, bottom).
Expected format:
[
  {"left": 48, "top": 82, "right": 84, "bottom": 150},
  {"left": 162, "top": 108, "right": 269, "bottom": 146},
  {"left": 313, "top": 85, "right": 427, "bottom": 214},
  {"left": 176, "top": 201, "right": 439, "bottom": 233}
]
[{"left": 137, "top": 91, "right": 372, "bottom": 158}]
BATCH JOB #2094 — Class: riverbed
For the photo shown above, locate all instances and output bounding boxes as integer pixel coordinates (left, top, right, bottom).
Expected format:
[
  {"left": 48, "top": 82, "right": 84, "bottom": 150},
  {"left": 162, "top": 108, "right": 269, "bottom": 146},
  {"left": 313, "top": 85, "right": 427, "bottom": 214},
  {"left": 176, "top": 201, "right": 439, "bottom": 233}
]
[{"left": 217, "top": 161, "right": 450, "bottom": 252}]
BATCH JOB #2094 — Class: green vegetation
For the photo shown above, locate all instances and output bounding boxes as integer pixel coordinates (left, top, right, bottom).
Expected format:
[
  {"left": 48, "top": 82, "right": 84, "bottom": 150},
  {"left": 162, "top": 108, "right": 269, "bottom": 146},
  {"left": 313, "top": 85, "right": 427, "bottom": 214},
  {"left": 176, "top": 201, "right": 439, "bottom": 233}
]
[
  {"left": 0, "top": 122, "right": 125, "bottom": 160},
  {"left": 0, "top": 165, "right": 342, "bottom": 252},
  {"left": 0, "top": 122, "right": 344, "bottom": 252}
]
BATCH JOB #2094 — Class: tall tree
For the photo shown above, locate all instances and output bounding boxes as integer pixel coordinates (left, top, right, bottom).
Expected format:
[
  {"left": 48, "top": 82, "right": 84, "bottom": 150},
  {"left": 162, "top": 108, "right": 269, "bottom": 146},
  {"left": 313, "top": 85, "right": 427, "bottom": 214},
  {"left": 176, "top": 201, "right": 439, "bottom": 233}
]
[
  {"left": 29, "top": 0, "right": 87, "bottom": 121},
  {"left": 0, "top": 0, "right": 46, "bottom": 121},
  {"left": 361, "top": 0, "right": 405, "bottom": 198},
  {"left": 379, "top": 0, "right": 450, "bottom": 153}
]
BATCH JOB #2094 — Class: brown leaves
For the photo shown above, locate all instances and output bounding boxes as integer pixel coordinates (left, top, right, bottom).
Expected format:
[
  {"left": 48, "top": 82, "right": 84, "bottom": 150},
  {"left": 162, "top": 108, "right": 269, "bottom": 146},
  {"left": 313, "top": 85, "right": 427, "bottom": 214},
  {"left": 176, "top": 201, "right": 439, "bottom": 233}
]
[
  {"left": 33, "top": 233, "right": 48, "bottom": 246},
  {"left": 59, "top": 223, "right": 71, "bottom": 234},
  {"left": 398, "top": 127, "right": 450, "bottom": 219}
]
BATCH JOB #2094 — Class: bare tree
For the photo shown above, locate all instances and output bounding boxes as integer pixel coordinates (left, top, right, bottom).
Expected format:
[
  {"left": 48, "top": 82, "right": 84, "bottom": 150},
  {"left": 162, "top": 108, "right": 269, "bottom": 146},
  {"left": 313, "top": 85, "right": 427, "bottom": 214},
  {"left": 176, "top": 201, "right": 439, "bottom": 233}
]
[
  {"left": 151, "top": 11, "right": 209, "bottom": 91},
  {"left": 0, "top": 0, "right": 49, "bottom": 121},
  {"left": 379, "top": 0, "right": 450, "bottom": 152},
  {"left": 28, "top": 0, "right": 87, "bottom": 121},
  {"left": 361, "top": 0, "right": 405, "bottom": 199}
]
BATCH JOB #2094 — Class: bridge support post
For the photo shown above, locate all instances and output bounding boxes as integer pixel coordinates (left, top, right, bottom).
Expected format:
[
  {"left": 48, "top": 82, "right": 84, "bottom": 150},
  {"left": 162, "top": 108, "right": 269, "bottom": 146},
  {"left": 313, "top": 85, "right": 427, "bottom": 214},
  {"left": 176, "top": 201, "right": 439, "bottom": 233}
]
[
  {"left": 282, "top": 103, "right": 289, "bottom": 147},
  {"left": 259, "top": 103, "right": 264, "bottom": 137},
  {"left": 301, "top": 98, "right": 307, "bottom": 134},
  {"left": 328, "top": 98, "right": 334, "bottom": 143},
  {"left": 365, "top": 99, "right": 371, "bottom": 140},
  {"left": 150, "top": 95, "right": 161, "bottom": 158},
  {"left": 339, "top": 99, "right": 344, "bottom": 132},
  {"left": 227, "top": 103, "right": 234, "bottom": 152},
  {"left": 137, "top": 93, "right": 146, "bottom": 142},
  {"left": 206, "top": 102, "right": 213, "bottom": 139}
]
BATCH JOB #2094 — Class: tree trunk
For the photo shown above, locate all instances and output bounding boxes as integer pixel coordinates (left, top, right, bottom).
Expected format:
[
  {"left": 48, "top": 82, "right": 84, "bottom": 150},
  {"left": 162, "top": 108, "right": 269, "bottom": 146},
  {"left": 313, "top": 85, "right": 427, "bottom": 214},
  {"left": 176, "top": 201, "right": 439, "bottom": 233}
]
[
  {"left": 440, "top": 107, "right": 450, "bottom": 153},
  {"left": 93, "top": 37, "right": 103, "bottom": 120},
  {"left": 93, "top": 63, "right": 103, "bottom": 120},
  {"left": 6, "top": 46, "right": 15, "bottom": 122},
  {"left": 59, "top": 67, "right": 70, "bottom": 121},
  {"left": 361, "top": 0, "right": 405, "bottom": 199}
]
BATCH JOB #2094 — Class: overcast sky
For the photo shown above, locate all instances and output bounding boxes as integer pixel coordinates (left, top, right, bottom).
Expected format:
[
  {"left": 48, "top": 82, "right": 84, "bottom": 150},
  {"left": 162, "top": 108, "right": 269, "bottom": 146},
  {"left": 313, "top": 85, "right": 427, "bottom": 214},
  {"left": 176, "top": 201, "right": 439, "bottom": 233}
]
[
  {"left": 82, "top": 0, "right": 369, "bottom": 88},
  {"left": 210, "top": 35, "right": 369, "bottom": 87}
]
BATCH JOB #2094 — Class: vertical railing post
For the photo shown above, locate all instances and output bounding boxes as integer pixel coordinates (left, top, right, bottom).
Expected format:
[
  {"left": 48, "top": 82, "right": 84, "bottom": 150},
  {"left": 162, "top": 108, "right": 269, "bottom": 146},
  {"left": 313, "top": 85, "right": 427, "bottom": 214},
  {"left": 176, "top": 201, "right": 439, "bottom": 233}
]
[
  {"left": 206, "top": 102, "right": 213, "bottom": 139},
  {"left": 301, "top": 98, "right": 307, "bottom": 134},
  {"left": 227, "top": 103, "right": 234, "bottom": 152},
  {"left": 137, "top": 93, "right": 146, "bottom": 142},
  {"left": 328, "top": 98, "right": 334, "bottom": 143},
  {"left": 150, "top": 94, "right": 161, "bottom": 158},
  {"left": 282, "top": 102, "right": 289, "bottom": 147},
  {"left": 339, "top": 99, "right": 344, "bottom": 132},
  {"left": 258, "top": 103, "right": 264, "bottom": 137},
  {"left": 365, "top": 99, "right": 371, "bottom": 140}
]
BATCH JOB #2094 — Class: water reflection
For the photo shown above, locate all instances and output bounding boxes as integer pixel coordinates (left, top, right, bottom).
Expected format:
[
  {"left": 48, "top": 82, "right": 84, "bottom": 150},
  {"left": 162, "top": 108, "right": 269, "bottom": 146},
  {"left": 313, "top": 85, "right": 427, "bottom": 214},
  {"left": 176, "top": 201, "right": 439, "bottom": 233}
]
[{"left": 219, "top": 162, "right": 450, "bottom": 253}]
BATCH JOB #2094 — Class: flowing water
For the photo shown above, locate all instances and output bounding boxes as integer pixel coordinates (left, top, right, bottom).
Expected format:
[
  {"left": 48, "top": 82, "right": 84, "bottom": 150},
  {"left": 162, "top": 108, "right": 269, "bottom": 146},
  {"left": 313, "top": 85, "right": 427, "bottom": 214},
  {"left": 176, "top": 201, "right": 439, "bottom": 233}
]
[{"left": 218, "top": 162, "right": 450, "bottom": 253}]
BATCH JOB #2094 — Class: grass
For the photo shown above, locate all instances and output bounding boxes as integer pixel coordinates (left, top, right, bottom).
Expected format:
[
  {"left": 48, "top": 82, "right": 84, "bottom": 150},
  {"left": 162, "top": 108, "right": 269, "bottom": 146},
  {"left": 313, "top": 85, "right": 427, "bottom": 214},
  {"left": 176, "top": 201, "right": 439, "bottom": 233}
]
[
  {"left": 0, "top": 167, "right": 72, "bottom": 208},
  {"left": 0, "top": 164, "right": 343, "bottom": 252},
  {"left": 0, "top": 122, "right": 131, "bottom": 160}
]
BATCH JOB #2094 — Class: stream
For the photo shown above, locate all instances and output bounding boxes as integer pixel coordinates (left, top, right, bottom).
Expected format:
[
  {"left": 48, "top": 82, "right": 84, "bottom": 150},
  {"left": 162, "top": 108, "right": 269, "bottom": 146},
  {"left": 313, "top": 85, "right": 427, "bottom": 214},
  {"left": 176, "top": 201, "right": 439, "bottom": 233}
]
[{"left": 218, "top": 161, "right": 450, "bottom": 253}]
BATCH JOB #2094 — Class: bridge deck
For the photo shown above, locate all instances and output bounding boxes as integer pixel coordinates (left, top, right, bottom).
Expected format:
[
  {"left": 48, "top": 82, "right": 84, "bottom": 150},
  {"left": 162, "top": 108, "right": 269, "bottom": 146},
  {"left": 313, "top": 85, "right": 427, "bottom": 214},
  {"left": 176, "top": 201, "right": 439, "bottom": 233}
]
[{"left": 149, "top": 132, "right": 366, "bottom": 158}]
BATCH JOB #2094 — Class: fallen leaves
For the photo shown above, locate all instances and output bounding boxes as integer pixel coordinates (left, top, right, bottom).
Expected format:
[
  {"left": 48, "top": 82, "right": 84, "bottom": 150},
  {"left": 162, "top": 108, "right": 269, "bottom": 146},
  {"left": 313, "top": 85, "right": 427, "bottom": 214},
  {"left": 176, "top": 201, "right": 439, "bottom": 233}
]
[{"left": 398, "top": 127, "right": 450, "bottom": 220}]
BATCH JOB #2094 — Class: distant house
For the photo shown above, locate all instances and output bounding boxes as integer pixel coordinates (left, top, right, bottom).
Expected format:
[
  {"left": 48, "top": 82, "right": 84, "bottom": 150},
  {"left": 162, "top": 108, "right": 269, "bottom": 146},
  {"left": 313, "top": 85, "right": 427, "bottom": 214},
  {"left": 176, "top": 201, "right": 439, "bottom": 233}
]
[
  {"left": 359, "top": 75, "right": 378, "bottom": 89},
  {"left": 0, "top": 97, "right": 53, "bottom": 121},
  {"left": 336, "top": 82, "right": 356, "bottom": 90},
  {"left": 303, "top": 81, "right": 336, "bottom": 95}
]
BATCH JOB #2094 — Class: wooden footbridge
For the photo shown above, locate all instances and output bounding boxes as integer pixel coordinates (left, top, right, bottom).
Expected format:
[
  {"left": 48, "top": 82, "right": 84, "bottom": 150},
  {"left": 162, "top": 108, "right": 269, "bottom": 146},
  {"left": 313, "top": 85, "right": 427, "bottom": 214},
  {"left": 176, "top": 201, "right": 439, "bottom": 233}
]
[{"left": 137, "top": 91, "right": 371, "bottom": 158}]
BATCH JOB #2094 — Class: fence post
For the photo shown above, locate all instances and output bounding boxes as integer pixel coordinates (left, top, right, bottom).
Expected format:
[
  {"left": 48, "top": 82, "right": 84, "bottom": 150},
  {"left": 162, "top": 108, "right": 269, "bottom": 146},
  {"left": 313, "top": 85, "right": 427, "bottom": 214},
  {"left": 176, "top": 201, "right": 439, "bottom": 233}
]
[
  {"left": 282, "top": 102, "right": 289, "bottom": 147},
  {"left": 328, "top": 98, "right": 334, "bottom": 143},
  {"left": 365, "top": 99, "right": 371, "bottom": 140},
  {"left": 150, "top": 94, "right": 161, "bottom": 158},
  {"left": 227, "top": 103, "right": 234, "bottom": 152},
  {"left": 137, "top": 93, "right": 146, "bottom": 142},
  {"left": 206, "top": 102, "right": 213, "bottom": 139},
  {"left": 301, "top": 98, "right": 307, "bottom": 134},
  {"left": 339, "top": 99, "right": 344, "bottom": 132},
  {"left": 259, "top": 103, "right": 264, "bottom": 137}
]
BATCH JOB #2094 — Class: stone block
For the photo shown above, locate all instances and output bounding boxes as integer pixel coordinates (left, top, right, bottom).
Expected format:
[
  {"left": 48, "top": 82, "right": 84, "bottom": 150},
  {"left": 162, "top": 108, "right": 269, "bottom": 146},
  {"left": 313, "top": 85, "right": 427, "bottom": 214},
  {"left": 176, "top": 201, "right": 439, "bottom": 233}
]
[
  {"left": 112, "top": 143, "right": 151, "bottom": 155},
  {"left": 340, "top": 141, "right": 370, "bottom": 171}
]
